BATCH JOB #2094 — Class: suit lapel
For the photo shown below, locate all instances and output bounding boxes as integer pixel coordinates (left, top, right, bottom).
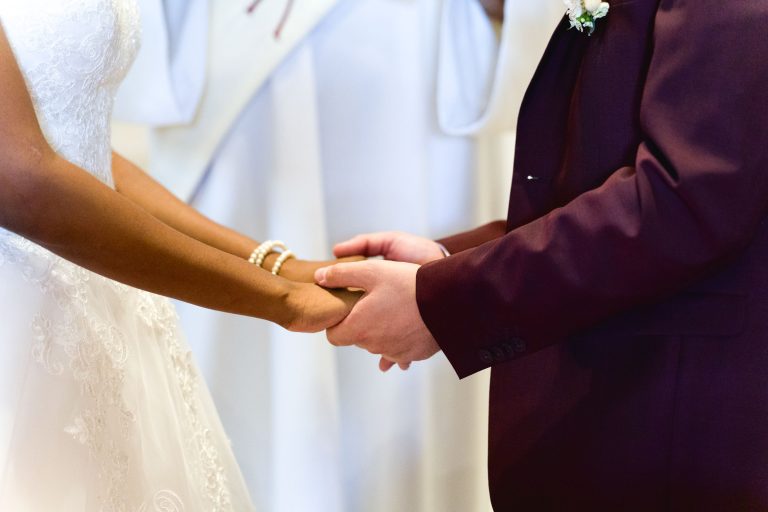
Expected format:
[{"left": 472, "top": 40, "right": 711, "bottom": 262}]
[
  {"left": 507, "top": 19, "right": 590, "bottom": 229},
  {"left": 507, "top": 0, "right": 660, "bottom": 230}
]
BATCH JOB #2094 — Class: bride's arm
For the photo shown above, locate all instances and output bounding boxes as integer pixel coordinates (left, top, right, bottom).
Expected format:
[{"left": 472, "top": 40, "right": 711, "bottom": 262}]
[
  {"left": 112, "top": 151, "right": 262, "bottom": 260},
  {"left": 111, "top": 152, "right": 352, "bottom": 282},
  {"left": 0, "top": 26, "right": 355, "bottom": 332}
]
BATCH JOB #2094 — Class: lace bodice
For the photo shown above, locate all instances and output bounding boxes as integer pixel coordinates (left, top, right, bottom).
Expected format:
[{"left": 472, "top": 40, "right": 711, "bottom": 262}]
[
  {"left": 0, "top": 0, "right": 140, "bottom": 187},
  {"left": 0, "top": 3, "right": 252, "bottom": 511}
]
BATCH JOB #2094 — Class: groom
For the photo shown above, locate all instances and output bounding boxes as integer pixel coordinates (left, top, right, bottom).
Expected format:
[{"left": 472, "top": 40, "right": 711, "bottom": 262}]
[{"left": 316, "top": 1, "right": 768, "bottom": 510}]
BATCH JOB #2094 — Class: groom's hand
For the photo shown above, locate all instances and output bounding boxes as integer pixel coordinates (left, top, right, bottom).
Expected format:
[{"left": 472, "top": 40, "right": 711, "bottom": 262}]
[
  {"left": 315, "top": 260, "right": 440, "bottom": 371},
  {"left": 275, "top": 255, "right": 365, "bottom": 283},
  {"left": 333, "top": 231, "right": 446, "bottom": 265}
]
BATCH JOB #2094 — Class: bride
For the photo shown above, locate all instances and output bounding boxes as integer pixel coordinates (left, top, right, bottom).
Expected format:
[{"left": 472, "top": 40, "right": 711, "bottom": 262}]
[{"left": 0, "top": 0, "right": 357, "bottom": 510}]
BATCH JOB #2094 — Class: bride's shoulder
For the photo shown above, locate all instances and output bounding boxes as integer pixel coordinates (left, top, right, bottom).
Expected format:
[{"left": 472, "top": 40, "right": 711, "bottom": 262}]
[{"left": 0, "top": 0, "right": 140, "bottom": 54}]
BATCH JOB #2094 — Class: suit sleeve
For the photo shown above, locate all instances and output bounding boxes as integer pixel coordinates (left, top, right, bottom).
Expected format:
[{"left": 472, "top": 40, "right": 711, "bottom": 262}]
[
  {"left": 437, "top": 220, "right": 507, "bottom": 255},
  {"left": 417, "top": 1, "right": 768, "bottom": 378}
]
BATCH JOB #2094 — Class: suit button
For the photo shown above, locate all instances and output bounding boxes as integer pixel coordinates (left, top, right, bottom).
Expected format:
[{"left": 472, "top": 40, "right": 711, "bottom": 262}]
[
  {"left": 478, "top": 349, "right": 494, "bottom": 364},
  {"left": 512, "top": 338, "right": 527, "bottom": 353},
  {"left": 491, "top": 346, "right": 506, "bottom": 361}
]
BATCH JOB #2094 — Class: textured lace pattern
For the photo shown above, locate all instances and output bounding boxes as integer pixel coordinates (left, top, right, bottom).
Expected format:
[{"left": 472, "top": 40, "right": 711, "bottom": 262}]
[
  {"left": 0, "top": 1, "right": 235, "bottom": 510},
  {"left": 0, "top": 0, "right": 140, "bottom": 186},
  {"left": 2, "top": 236, "right": 217, "bottom": 511}
]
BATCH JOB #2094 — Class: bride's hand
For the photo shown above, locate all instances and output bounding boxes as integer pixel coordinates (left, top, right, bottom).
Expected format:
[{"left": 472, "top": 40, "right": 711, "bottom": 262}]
[
  {"left": 282, "top": 282, "right": 361, "bottom": 333},
  {"left": 271, "top": 256, "right": 365, "bottom": 283}
]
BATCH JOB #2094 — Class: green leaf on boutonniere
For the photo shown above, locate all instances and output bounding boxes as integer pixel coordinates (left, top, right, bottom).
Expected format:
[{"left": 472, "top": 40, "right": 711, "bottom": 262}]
[{"left": 564, "top": 0, "right": 610, "bottom": 36}]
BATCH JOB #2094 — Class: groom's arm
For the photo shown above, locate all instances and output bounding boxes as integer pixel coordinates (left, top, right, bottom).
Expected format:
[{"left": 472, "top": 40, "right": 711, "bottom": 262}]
[
  {"left": 417, "top": 1, "right": 768, "bottom": 378},
  {"left": 436, "top": 220, "right": 508, "bottom": 255}
]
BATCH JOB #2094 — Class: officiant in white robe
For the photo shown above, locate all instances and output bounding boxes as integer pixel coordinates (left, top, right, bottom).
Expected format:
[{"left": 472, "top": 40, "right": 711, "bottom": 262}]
[{"left": 113, "top": 1, "right": 562, "bottom": 510}]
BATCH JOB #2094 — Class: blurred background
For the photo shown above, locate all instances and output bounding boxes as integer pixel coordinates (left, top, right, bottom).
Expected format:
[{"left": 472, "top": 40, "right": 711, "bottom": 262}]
[{"left": 112, "top": 0, "right": 562, "bottom": 510}]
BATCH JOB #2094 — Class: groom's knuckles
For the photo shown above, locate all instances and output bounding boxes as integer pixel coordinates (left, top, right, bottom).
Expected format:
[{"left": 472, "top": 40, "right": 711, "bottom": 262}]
[
  {"left": 361, "top": 339, "right": 382, "bottom": 354},
  {"left": 340, "top": 232, "right": 394, "bottom": 258},
  {"left": 345, "top": 232, "right": 406, "bottom": 259},
  {"left": 333, "top": 239, "right": 358, "bottom": 257},
  {"left": 367, "top": 233, "right": 395, "bottom": 257},
  {"left": 336, "top": 234, "right": 376, "bottom": 257}
]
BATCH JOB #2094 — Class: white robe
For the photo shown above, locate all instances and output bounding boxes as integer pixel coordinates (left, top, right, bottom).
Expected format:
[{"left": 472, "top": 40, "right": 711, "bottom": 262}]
[{"left": 113, "top": 1, "right": 563, "bottom": 510}]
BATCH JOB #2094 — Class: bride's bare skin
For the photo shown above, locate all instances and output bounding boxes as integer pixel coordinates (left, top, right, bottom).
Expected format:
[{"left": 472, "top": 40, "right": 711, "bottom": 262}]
[
  {"left": 0, "top": 26, "right": 358, "bottom": 333},
  {"left": 111, "top": 152, "right": 361, "bottom": 284}
]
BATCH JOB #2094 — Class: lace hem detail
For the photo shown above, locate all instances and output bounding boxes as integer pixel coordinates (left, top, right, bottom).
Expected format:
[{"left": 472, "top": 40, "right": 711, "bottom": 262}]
[
  {"left": 0, "top": 1, "right": 236, "bottom": 508},
  {"left": 0, "top": 232, "right": 231, "bottom": 510},
  {"left": 138, "top": 491, "right": 186, "bottom": 512}
]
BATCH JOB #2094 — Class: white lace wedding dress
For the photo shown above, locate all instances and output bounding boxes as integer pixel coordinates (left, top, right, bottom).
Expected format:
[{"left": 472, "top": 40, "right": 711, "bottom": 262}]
[{"left": 0, "top": 1, "right": 255, "bottom": 510}]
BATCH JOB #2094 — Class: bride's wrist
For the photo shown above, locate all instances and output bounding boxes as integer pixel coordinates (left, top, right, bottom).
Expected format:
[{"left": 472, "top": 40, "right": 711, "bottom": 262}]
[
  {"left": 246, "top": 240, "right": 295, "bottom": 276},
  {"left": 262, "top": 252, "right": 280, "bottom": 271},
  {"left": 270, "top": 256, "right": 298, "bottom": 278},
  {"left": 266, "top": 279, "right": 302, "bottom": 330}
]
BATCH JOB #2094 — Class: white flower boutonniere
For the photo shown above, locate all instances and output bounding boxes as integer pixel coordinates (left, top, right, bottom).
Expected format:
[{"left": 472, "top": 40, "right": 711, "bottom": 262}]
[{"left": 564, "top": 0, "right": 610, "bottom": 36}]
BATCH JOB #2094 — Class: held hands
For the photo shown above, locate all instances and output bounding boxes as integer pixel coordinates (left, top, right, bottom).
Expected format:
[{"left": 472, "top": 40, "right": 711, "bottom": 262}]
[
  {"left": 315, "top": 260, "right": 440, "bottom": 372},
  {"left": 269, "top": 257, "right": 365, "bottom": 333},
  {"left": 282, "top": 282, "right": 361, "bottom": 334},
  {"left": 250, "top": 240, "right": 364, "bottom": 333},
  {"left": 275, "top": 231, "right": 444, "bottom": 370},
  {"left": 333, "top": 231, "right": 446, "bottom": 265},
  {"left": 316, "top": 230, "right": 447, "bottom": 371},
  {"left": 266, "top": 254, "right": 364, "bottom": 283}
]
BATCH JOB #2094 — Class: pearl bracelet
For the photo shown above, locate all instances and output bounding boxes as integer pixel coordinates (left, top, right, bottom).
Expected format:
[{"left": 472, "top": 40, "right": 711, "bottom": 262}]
[
  {"left": 271, "top": 250, "right": 295, "bottom": 276},
  {"left": 248, "top": 240, "right": 287, "bottom": 268}
]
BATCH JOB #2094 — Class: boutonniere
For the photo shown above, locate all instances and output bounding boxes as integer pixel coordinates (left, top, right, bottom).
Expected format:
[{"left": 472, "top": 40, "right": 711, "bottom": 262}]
[
  {"left": 246, "top": 0, "right": 295, "bottom": 39},
  {"left": 564, "top": 0, "right": 610, "bottom": 36}
]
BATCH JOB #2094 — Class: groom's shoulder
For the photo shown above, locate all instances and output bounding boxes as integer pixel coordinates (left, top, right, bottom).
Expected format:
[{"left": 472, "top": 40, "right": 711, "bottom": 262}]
[
  {"left": 646, "top": 0, "right": 768, "bottom": 66},
  {"left": 626, "top": 0, "right": 768, "bottom": 127},
  {"left": 655, "top": 0, "right": 768, "bottom": 29}
]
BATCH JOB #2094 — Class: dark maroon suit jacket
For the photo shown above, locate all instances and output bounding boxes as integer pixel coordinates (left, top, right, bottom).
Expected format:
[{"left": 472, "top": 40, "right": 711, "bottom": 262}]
[{"left": 416, "top": 1, "right": 768, "bottom": 510}]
